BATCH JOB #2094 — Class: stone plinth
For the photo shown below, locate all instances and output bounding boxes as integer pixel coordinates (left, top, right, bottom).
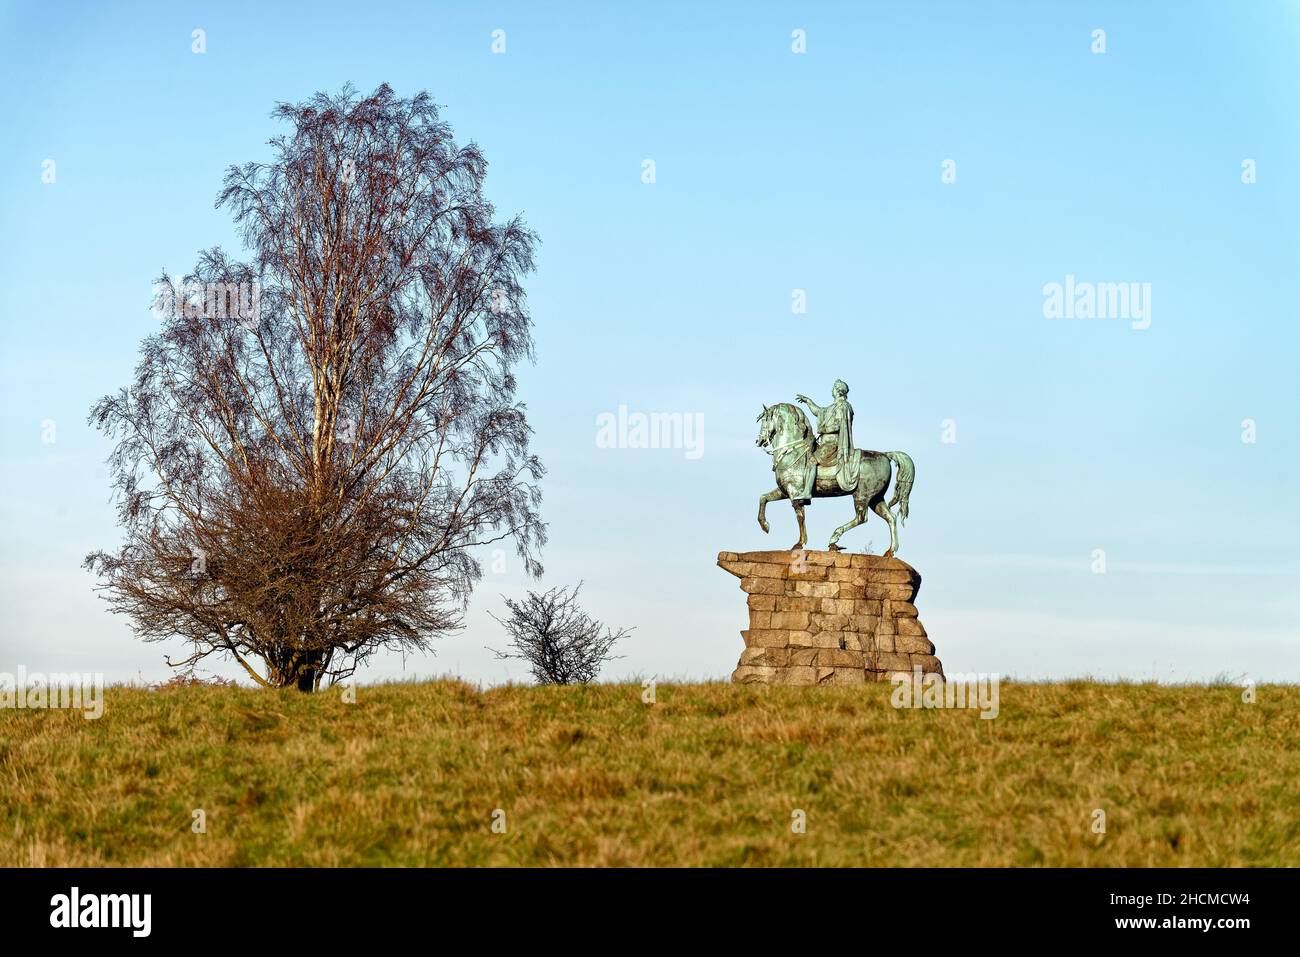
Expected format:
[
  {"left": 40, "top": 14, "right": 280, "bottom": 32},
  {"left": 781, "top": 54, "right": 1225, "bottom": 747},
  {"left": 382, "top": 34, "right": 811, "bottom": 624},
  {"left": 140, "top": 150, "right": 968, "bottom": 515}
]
[{"left": 718, "top": 549, "right": 943, "bottom": 685}]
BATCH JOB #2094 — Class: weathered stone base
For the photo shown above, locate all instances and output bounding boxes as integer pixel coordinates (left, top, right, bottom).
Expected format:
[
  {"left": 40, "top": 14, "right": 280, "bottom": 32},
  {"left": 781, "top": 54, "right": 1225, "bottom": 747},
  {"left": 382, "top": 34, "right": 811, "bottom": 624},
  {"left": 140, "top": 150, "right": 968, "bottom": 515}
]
[{"left": 718, "top": 549, "right": 943, "bottom": 685}]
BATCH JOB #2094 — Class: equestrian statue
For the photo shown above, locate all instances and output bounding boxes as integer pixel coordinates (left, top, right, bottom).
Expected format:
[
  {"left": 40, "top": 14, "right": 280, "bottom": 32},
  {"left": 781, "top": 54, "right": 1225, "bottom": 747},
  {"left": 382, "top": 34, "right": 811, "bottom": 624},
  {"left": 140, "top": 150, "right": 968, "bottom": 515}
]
[{"left": 754, "top": 379, "right": 915, "bottom": 556}]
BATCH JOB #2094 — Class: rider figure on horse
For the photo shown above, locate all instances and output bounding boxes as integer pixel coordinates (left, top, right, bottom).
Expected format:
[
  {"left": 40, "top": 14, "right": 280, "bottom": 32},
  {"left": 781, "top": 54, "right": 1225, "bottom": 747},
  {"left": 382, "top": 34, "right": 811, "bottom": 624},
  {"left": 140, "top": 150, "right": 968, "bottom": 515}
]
[{"left": 792, "top": 380, "right": 857, "bottom": 505}]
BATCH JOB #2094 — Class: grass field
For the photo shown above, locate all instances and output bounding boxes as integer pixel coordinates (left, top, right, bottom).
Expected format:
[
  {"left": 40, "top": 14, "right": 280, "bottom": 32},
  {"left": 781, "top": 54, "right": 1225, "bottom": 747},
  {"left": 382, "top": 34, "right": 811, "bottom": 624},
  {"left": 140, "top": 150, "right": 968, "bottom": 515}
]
[{"left": 3, "top": 679, "right": 1297, "bottom": 866}]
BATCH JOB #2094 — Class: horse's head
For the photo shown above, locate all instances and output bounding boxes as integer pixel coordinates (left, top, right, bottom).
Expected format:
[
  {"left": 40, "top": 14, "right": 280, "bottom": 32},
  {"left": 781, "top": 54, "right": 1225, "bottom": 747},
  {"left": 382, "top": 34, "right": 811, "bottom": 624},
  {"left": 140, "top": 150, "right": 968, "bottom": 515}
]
[
  {"left": 755, "top": 404, "right": 776, "bottom": 449},
  {"left": 757, "top": 402, "right": 810, "bottom": 452}
]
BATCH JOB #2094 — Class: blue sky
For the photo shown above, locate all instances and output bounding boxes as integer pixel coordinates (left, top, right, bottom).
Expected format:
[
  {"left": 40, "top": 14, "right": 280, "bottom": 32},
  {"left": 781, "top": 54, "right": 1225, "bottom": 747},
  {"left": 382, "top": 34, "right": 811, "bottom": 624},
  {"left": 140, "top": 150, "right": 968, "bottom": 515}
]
[{"left": 1, "top": 0, "right": 1297, "bottom": 685}]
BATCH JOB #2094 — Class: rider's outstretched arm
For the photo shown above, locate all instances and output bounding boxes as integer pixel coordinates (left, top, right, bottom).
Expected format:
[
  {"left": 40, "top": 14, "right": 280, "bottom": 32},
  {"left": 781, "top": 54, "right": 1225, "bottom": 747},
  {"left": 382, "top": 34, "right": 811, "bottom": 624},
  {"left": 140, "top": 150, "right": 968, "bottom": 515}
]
[{"left": 797, "top": 395, "right": 825, "bottom": 415}]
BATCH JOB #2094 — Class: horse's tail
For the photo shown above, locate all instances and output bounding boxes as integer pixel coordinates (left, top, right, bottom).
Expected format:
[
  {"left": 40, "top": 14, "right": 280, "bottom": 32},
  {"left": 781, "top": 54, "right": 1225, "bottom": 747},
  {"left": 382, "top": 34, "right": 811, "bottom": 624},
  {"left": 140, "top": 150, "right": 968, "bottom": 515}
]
[{"left": 884, "top": 451, "right": 915, "bottom": 523}]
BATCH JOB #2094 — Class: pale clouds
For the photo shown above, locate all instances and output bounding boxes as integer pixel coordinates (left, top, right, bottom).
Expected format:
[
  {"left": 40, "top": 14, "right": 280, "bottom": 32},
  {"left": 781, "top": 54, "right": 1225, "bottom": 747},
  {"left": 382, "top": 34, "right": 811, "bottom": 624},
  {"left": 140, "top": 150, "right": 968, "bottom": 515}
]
[{"left": 927, "top": 607, "right": 1300, "bottom": 683}]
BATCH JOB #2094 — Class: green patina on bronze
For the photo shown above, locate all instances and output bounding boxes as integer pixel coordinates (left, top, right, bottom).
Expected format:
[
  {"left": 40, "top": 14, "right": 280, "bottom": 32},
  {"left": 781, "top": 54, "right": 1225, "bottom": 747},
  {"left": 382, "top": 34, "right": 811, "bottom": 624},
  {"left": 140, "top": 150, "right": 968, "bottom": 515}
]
[{"left": 755, "top": 381, "right": 915, "bottom": 555}]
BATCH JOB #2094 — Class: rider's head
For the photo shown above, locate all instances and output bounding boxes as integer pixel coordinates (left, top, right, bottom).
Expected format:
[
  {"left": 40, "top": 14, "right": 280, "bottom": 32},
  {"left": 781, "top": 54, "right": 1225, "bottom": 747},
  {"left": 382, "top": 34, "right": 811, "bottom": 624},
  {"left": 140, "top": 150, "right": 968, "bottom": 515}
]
[{"left": 832, "top": 379, "right": 849, "bottom": 398}]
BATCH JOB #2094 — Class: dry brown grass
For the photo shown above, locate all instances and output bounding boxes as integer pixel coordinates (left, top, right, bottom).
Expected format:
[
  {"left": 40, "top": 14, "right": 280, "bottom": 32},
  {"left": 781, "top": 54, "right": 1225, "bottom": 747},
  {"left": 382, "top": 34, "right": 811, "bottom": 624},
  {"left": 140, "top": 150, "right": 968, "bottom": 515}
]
[{"left": 2, "top": 679, "right": 1297, "bottom": 866}]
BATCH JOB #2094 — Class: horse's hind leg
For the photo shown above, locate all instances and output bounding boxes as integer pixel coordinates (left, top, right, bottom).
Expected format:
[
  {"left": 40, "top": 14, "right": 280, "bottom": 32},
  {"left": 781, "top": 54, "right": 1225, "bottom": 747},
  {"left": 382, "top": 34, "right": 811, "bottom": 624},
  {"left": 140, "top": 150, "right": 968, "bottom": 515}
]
[
  {"left": 872, "top": 499, "right": 899, "bottom": 557},
  {"left": 829, "top": 498, "right": 867, "bottom": 551}
]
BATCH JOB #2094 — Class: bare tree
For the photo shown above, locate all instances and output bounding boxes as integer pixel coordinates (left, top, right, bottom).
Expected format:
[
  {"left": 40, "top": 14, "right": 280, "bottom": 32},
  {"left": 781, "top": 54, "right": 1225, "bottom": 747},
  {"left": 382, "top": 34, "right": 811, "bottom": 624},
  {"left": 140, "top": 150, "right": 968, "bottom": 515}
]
[
  {"left": 489, "top": 584, "right": 630, "bottom": 685},
  {"left": 85, "top": 85, "right": 545, "bottom": 691}
]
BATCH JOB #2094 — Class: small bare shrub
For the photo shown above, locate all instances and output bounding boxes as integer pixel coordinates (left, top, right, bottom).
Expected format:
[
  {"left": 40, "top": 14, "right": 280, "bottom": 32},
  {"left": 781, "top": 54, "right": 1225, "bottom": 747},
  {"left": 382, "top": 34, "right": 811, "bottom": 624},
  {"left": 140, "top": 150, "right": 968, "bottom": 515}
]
[{"left": 488, "top": 584, "right": 630, "bottom": 685}]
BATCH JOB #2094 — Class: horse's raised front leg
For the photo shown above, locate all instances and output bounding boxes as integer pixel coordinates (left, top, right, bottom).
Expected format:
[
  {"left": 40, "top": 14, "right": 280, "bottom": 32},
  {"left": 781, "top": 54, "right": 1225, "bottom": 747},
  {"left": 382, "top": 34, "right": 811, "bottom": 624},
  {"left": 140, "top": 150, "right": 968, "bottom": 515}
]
[
  {"left": 829, "top": 502, "right": 866, "bottom": 551},
  {"left": 791, "top": 501, "right": 808, "bottom": 550},
  {"left": 757, "top": 486, "right": 784, "bottom": 534},
  {"left": 872, "top": 500, "right": 899, "bottom": 557}
]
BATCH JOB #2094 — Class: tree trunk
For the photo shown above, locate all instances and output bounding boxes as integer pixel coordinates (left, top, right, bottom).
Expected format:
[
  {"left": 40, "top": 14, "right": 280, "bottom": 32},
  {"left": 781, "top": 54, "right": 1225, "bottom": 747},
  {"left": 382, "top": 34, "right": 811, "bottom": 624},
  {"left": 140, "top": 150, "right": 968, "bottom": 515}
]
[{"left": 295, "top": 650, "right": 322, "bottom": 692}]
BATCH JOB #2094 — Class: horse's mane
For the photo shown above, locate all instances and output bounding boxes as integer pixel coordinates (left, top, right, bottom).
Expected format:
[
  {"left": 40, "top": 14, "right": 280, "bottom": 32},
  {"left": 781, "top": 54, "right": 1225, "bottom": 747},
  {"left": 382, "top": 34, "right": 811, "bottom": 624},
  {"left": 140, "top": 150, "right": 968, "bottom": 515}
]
[{"left": 760, "top": 402, "right": 811, "bottom": 435}]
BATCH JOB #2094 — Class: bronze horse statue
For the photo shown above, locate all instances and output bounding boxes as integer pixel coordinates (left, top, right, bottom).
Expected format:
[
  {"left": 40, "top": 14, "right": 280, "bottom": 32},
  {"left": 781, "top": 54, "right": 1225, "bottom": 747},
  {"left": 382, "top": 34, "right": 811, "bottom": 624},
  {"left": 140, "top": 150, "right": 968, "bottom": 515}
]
[{"left": 754, "top": 402, "right": 914, "bottom": 556}]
